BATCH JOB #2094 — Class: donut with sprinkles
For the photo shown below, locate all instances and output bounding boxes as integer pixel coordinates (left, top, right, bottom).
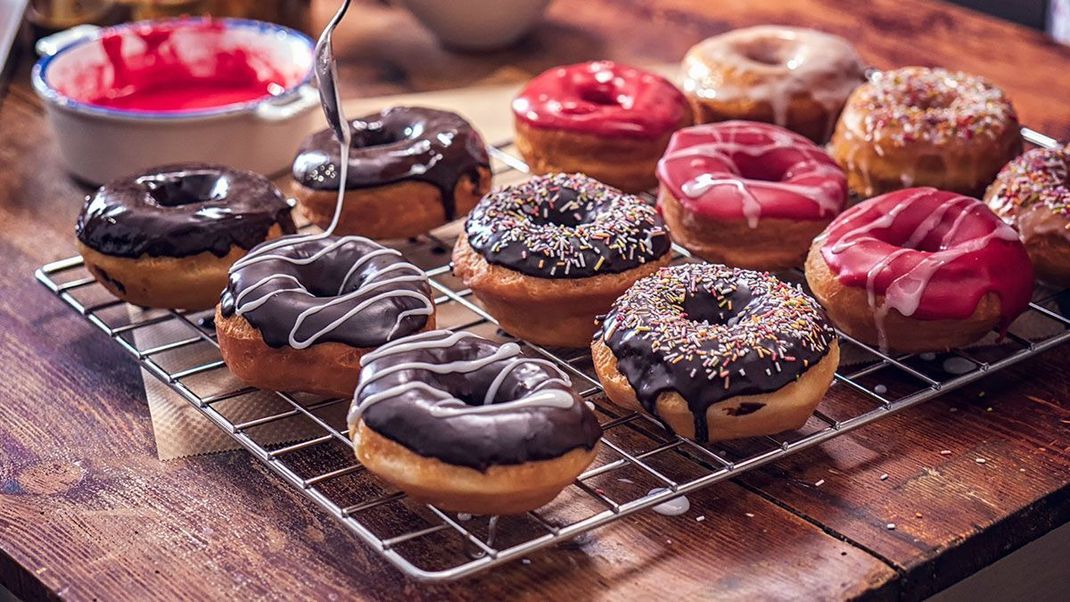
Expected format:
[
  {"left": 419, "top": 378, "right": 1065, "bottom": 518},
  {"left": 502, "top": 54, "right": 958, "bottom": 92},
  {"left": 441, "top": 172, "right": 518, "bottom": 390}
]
[
  {"left": 984, "top": 143, "right": 1070, "bottom": 287},
  {"left": 830, "top": 66, "right": 1022, "bottom": 198},
  {"left": 592, "top": 262, "right": 839, "bottom": 442},
  {"left": 453, "top": 173, "right": 673, "bottom": 348}
]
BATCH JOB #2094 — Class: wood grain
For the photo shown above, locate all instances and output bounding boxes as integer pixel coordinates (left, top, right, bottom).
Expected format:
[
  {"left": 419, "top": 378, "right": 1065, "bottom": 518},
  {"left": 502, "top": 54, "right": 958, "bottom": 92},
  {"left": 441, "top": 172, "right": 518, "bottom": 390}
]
[{"left": 0, "top": 0, "right": 1068, "bottom": 600}]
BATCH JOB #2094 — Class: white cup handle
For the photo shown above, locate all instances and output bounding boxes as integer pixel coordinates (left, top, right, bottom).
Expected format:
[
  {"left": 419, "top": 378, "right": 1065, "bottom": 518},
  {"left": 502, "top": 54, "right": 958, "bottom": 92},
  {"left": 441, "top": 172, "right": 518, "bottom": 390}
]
[
  {"left": 254, "top": 84, "right": 320, "bottom": 123},
  {"left": 36, "top": 24, "right": 101, "bottom": 58}
]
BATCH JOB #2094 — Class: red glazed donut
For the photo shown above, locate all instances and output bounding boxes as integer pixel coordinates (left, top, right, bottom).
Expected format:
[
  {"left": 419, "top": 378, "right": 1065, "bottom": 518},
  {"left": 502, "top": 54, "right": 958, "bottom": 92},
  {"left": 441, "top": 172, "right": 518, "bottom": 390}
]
[
  {"left": 656, "top": 120, "right": 847, "bottom": 270},
  {"left": 512, "top": 61, "right": 692, "bottom": 192},
  {"left": 805, "top": 187, "right": 1035, "bottom": 352}
]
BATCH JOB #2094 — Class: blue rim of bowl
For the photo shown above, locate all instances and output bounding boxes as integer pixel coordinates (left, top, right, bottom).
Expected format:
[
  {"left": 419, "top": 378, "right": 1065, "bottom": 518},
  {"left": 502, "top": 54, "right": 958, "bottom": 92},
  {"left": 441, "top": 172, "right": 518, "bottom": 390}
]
[{"left": 32, "top": 17, "right": 315, "bottom": 121}]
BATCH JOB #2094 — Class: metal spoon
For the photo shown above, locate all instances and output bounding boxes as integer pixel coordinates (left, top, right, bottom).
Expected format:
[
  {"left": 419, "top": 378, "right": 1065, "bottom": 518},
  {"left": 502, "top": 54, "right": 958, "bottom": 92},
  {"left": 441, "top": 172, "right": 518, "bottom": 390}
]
[{"left": 314, "top": 0, "right": 353, "bottom": 147}]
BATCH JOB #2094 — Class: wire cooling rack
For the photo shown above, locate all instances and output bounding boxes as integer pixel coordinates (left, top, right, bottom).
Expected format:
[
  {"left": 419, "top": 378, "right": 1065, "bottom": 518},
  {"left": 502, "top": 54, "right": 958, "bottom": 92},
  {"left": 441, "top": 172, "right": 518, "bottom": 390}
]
[{"left": 35, "top": 128, "right": 1070, "bottom": 582}]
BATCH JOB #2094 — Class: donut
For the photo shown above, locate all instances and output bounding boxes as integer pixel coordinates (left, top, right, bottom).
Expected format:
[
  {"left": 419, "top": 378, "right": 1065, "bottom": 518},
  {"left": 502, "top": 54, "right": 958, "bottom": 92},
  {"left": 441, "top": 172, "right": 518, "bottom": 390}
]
[
  {"left": 216, "top": 235, "right": 436, "bottom": 397},
  {"left": 512, "top": 61, "right": 692, "bottom": 193},
  {"left": 830, "top": 67, "right": 1022, "bottom": 198},
  {"left": 452, "top": 173, "right": 673, "bottom": 348},
  {"left": 984, "top": 144, "right": 1070, "bottom": 287},
  {"left": 348, "top": 330, "right": 602, "bottom": 514},
  {"left": 681, "top": 26, "right": 866, "bottom": 143},
  {"left": 592, "top": 263, "right": 839, "bottom": 442},
  {"left": 292, "top": 106, "right": 492, "bottom": 239},
  {"left": 75, "top": 163, "right": 296, "bottom": 311},
  {"left": 656, "top": 121, "right": 847, "bottom": 271},
  {"left": 805, "top": 188, "right": 1034, "bottom": 353}
]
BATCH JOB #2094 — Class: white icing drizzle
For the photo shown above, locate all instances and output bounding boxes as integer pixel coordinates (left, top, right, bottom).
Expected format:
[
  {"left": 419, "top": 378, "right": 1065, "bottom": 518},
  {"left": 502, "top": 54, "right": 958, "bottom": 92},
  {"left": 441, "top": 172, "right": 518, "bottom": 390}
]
[
  {"left": 347, "top": 330, "right": 577, "bottom": 429},
  {"left": 683, "top": 26, "right": 864, "bottom": 136},
  {"left": 853, "top": 194, "right": 1021, "bottom": 350},
  {"left": 667, "top": 122, "right": 844, "bottom": 228},
  {"left": 224, "top": 58, "right": 433, "bottom": 349},
  {"left": 829, "top": 189, "right": 929, "bottom": 254}
]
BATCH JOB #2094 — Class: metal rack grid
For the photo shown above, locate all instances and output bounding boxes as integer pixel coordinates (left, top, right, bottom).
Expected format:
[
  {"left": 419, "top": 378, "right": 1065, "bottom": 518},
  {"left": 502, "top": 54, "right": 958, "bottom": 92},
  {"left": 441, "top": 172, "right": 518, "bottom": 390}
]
[{"left": 34, "top": 128, "right": 1070, "bottom": 582}]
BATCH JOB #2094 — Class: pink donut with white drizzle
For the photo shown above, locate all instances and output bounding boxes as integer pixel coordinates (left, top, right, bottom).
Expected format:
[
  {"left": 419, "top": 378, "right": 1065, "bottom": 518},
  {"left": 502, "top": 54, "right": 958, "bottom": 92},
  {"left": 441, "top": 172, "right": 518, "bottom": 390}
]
[
  {"left": 656, "top": 120, "right": 847, "bottom": 271},
  {"left": 805, "top": 187, "right": 1035, "bottom": 353}
]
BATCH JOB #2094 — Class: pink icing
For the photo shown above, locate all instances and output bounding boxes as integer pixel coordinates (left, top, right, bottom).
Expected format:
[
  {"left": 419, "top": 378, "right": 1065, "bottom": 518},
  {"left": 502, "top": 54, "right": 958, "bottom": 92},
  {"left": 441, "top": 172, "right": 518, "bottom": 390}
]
[
  {"left": 511, "top": 61, "right": 690, "bottom": 139},
  {"left": 819, "top": 187, "right": 1034, "bottom": 331},
  {"left": 656, "top": 121, "right": 847, "bottom": 227}
]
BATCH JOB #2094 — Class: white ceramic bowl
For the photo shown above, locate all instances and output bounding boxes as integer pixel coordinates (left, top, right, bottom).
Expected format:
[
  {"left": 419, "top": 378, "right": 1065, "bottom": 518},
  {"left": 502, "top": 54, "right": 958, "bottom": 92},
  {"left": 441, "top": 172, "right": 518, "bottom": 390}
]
[
  {"left": 399, "top": 0, "right": 550, "bottom": 50},
  {"left": 32, "top": 18, "right": 320, "bottom": 185}
]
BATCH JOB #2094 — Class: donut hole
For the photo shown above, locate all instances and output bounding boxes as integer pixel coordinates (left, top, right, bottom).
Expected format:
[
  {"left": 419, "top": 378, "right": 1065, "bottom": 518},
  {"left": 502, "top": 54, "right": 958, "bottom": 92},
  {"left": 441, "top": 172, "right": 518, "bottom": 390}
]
[
  {"left": 732, "top": 153, "right": 793, "bottom": 183},
  {"left": 350, "top": 121, "right": 424, "bottom": 148},
  {"left": 525, "top": 186, "right": 599, "bottom": 227},
  {"left": 736, "top": 37, "right": 798, "bottom": 66},
  {"left": 138, "top": 171, "right": 230, "bottom": 207},
  {"left": 288, "top": 258, "right": 383, "bottom": 299},
  {"left": 301, "top": 274, "right": 346, "bottom": 299},
  {"left": 578, "top": 84, "right": 621, "bottom": 106},
  {"left": 351, "top": 124, "right": 402, "bottom": 147},
  {"left": 679, "top": 286, "right": 748, "bottom": 326},
  {"left": 405, "top": 345, "right": 565, "bottom": 407}
]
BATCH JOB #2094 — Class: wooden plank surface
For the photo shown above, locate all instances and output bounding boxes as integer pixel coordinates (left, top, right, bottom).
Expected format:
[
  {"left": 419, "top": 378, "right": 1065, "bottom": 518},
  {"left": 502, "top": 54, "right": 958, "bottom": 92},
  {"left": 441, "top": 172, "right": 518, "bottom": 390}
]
[{"left": 0, "top": 0, "right": 1068, "bottom": 600}]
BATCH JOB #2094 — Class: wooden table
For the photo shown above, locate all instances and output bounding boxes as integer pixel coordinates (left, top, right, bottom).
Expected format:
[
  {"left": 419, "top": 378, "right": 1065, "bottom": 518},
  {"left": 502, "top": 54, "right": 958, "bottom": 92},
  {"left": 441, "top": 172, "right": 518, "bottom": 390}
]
[{"left": 2, "top": 1, "right": 1069, "bottom": 599}]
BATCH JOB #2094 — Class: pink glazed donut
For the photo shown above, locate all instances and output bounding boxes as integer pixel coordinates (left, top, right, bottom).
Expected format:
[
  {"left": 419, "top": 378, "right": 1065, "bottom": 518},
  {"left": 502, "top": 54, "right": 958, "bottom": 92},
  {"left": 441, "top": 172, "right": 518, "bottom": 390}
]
[
  {"left": 656, "top": 120, "right": 847, "bottom": 270},
  {"left": 805, "top": 187, "right": 1035, "bottom": 352},
  {"left": 512, "top": 61, "right": 692, "bottom": 192}
]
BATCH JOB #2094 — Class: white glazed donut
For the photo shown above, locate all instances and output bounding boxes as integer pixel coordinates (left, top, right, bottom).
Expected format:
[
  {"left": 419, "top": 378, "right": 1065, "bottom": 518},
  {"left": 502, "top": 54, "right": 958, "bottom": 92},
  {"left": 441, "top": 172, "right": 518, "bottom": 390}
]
[{"left": 682, "top": 26, "right": 866, "bottom": 143}]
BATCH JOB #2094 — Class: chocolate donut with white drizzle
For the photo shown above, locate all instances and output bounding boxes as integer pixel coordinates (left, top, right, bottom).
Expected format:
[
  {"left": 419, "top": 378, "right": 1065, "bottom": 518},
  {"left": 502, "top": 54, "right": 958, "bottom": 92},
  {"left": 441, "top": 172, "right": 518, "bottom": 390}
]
[
  {"left": 219, "top": 236, "right": 433, "bottom": 348},
  {"left": 349, "top": 330, "right": 602, "bottom": 514},
  {"left": 214, "top": 233, "right": 436, "bottom": 396}
]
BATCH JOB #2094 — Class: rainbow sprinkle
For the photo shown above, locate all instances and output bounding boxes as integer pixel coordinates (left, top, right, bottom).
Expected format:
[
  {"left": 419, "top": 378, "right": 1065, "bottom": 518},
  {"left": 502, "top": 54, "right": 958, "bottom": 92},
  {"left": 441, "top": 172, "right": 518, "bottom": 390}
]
[
  {"left": 852, "top": 67, "right": 1017, "bottom": 146},
  {"left": 465, "top": 173, "right": 670, "bottom": 278},
  {"left": 988, "top": 143, "right": 1070, "bottom": 221}
]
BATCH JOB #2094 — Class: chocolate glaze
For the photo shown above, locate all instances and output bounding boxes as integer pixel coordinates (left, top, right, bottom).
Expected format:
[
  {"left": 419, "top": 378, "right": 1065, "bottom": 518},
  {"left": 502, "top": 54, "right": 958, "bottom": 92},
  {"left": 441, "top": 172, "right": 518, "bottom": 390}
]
[
  {"left": 598, "top": 263, "right": 835, "bottom": 441},
  {"left": 354, "top": 331, "right": 602, "bottom": 471},
  {"left": 219, "top": 236, "right": 433, "bottom": 348},
  {"left": 465, "top": 173, "right": 671, "bottom": 278},
  {"left": 291, "top": 106, "right": 490, "bottom": 221},
  {"left": 76, "top": 163, "right": 296, "bottom": 259}
]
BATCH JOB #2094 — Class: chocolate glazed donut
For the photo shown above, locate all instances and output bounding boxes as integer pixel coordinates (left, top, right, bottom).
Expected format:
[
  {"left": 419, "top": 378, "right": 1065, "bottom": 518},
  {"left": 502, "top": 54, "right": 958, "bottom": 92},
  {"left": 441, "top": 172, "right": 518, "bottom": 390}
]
[
  {"left": 452, "top": 173, "right": 673, "bottom": 347},
  {"left": 292, "top": 106, "right": 493, "bottom": 239},
  {"left": 76, "top": 163, "right": 296, "bottom": 310},
  {"left": 348, "top": 330, "right": 602, "bottom": 514},
  {"left": 215, "top": 235, "right": 436, "bottom": 397},
  {"left": 592, "top": 263, "right": 839, "bottom": 442}
]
